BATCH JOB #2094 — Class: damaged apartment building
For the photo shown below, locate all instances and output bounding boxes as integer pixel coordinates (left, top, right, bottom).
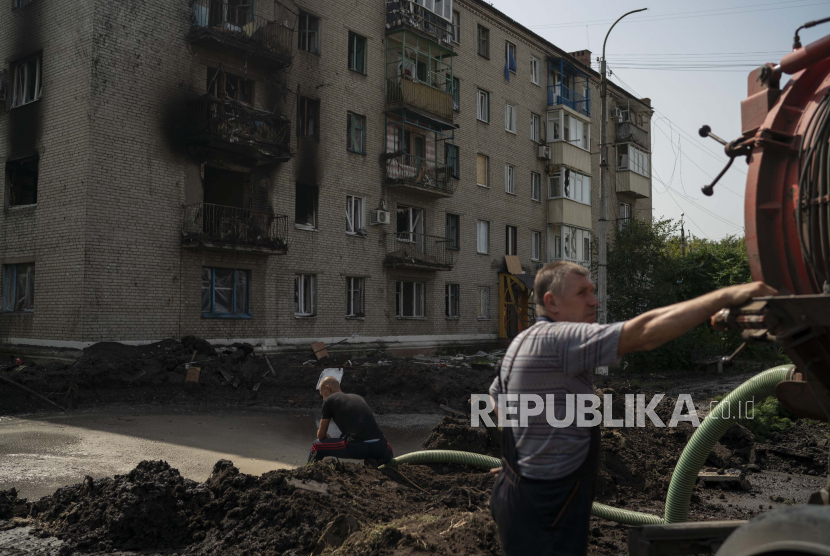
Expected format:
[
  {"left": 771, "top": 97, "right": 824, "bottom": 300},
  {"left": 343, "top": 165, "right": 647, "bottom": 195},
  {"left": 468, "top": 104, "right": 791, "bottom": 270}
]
[{"left": 0, "top": 0, "right": 652, "bottom": 353}]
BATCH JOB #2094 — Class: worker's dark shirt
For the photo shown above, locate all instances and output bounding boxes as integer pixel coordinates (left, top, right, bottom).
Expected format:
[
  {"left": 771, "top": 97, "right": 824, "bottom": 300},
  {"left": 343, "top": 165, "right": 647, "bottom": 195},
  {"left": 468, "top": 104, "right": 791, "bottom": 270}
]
[{"left": 321, "top": 392, "right": 384, "bottom": 442}]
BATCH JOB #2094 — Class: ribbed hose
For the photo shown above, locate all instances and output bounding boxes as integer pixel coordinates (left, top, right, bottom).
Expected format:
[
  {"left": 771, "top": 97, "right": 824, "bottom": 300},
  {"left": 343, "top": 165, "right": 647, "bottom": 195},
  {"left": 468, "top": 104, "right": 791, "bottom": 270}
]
[
  {"left": 384, "top": 450, "right": 665, "bottom": 525},
  {"left": 383, "top": 365, "right": 794, "bottom": 527},
  {"left": 663, "top": 364, "right": 794, "bottom": 523}
]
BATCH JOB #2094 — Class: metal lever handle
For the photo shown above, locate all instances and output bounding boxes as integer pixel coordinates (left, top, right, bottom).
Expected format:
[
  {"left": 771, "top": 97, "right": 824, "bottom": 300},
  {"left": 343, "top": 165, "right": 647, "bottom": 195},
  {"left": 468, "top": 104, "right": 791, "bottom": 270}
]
[
  {"left": 699, "top": 125, "right": 728, "bottom": 146},
  {"left": 701, "top": 157, "right": 735, "bottom": 197}
]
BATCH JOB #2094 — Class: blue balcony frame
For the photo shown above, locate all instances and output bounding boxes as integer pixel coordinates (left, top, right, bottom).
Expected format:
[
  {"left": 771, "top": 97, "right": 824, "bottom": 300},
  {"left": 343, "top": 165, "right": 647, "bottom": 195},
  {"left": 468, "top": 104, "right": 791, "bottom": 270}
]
[{"left": 547, "top": 58, "right": 590, "bottom": 117}]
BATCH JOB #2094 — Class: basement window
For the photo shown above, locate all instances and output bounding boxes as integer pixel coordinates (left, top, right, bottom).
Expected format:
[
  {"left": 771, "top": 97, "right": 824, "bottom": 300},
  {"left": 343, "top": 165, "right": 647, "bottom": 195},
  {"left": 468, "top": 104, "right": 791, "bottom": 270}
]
[
  {"left": 11, "top": 54, "right": 41, "bottom": 108},
  {"left": 295, "top": 183, "right": 318, "bottom": 230},
  {"left": 396, "top": 281, "right": 425, "bottom": 318},
  {"left": 6, "top": 156, "right": 38, "bottom": 206},
  {"left": 295, "top": 274, "right": 317, "bottom": 317},
  {"left": 201, "top": 267, "right": 250, "bottom": 318},
  {"left": 2, "top": 263, "right": 34, "bottom": 313}
]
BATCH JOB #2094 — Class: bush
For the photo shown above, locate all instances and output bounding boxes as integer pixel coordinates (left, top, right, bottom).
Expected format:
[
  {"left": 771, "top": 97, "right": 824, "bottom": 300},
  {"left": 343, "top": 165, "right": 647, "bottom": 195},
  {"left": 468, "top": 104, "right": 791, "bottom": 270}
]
[{"left": 712, "top": 394, "right": 795, "bottom": 442}]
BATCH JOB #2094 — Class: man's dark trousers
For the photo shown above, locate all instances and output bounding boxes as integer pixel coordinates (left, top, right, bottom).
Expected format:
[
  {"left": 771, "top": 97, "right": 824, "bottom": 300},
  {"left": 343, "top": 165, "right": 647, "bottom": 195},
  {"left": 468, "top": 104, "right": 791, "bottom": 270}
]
[
  {"left": 308, "top": 434, "right": 393, "bottom": 463},
  {"left": 491, "top": 426, "right": 600, "bottom": 556}
]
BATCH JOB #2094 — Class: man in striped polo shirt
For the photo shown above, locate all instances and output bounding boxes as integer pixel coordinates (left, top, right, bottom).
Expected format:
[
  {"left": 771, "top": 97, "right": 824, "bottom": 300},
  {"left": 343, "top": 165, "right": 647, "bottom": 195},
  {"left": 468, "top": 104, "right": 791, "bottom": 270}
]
[{"left": 489, "top": 261, "right": 775, "bottom": 555}]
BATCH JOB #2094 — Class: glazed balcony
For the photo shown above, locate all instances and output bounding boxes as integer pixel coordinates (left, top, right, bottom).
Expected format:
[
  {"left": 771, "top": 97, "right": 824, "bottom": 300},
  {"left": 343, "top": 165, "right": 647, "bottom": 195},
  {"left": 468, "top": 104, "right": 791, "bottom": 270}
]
[
  {"left": 383, "top": 152, "right": 454, "bottom": 198},
  {"left": 386, "top": 0, "right": 454, "bottom": 47},
  {"left": 188, "top": 0, "right": 293, "bottom": 68},
  {"left": 185, "top": 95, "right": 291, "bottom": 163},
  {"left": 384, "top": 232, "right": 454, "bottom": 271},
  {"left": 182, "top": 203, "right": 288, "bottom": 254}
]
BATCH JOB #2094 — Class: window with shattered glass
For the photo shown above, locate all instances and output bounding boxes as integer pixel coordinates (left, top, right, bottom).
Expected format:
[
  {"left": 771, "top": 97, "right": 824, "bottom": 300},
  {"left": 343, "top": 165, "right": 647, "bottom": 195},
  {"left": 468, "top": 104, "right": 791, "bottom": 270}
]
[
  {"left": 1, "top": 263, "right": 34, "bottom": 313},
  {"left": 201, "top": 267, "right": 250, "bottom": 317}
]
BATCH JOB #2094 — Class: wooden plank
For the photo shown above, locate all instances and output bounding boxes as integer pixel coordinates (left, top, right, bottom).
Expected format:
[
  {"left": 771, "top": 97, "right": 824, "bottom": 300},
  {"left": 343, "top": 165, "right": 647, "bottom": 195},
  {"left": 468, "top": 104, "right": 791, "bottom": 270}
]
[
  {"left": 504, "top": 255, "right": 522, "bottom": 275},
  {"left": 311, "top": 342, "right": 329, "bottom": 359},
  {"left": 185, "top": 367, "right": 201, "bottom": 383}
]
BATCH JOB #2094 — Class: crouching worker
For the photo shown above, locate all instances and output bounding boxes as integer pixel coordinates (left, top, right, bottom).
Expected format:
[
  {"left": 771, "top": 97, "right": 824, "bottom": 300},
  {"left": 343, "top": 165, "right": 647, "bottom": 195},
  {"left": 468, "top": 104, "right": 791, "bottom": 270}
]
[{"left": 308, "top": 376, "right": 394, "bottom": 466}]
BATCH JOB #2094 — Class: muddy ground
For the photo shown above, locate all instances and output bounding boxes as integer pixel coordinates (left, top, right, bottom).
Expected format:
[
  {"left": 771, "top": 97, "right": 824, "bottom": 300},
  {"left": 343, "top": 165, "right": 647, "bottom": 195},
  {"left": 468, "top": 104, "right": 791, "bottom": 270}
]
[{"left": 0, "top": 338, "right": 827, "bottom": 555}]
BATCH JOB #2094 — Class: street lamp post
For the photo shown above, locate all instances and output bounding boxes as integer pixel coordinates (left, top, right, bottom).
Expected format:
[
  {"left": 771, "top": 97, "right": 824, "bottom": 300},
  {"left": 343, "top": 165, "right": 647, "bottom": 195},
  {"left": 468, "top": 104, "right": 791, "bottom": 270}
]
[{"left": 598, "top": 8, "right": 647, "bottom": 325}]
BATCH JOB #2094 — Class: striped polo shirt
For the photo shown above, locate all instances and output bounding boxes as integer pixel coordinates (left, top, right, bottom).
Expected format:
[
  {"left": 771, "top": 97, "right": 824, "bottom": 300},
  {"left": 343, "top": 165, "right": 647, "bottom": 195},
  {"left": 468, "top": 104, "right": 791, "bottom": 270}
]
[{"left": 489, "top": 316, "right": 624, "bottom": 480}]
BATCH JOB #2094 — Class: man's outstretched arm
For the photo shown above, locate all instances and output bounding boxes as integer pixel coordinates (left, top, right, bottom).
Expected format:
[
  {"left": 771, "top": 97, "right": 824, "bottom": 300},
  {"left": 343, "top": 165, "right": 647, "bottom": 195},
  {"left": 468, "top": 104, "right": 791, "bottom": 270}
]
[{"left": 618, "top": 282, "right": 777, "bottom": 355}]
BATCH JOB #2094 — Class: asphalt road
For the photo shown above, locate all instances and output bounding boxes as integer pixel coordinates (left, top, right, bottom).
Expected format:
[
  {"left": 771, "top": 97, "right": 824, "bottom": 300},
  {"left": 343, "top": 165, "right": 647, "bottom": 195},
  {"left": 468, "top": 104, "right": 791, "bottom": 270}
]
[{"left": 0, "top": 407, "right": 442, "bottom": 500}]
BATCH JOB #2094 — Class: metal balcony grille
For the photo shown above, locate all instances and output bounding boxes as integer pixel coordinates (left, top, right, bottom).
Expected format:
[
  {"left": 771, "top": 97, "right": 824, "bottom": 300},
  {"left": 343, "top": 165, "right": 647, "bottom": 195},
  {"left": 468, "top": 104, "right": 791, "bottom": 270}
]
[
  {"left": 182, "top": 203, "right": 288, "bottom": 252},
  {"left": 383, "top": 153, "right": 454, "bottom": 194},
  {"left": 189, "top": 0, "right": 293, "bottom": 61},
  {"left": 384, "top": 232, "right": 454, "bottom": 269}
]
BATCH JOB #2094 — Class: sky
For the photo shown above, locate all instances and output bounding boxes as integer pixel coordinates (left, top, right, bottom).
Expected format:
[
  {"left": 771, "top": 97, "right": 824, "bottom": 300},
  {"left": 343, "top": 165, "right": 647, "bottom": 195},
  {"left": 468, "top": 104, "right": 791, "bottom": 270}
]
[{"left": 486, "top": 0, "right": 830, "bottom": 240}]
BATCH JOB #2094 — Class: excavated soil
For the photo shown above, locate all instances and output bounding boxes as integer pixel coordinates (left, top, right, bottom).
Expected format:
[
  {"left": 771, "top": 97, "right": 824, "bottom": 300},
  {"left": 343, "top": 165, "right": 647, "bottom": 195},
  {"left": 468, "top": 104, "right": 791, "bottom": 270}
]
[{"left": 0, "top": 338, "right": 497, "bottom": 416}]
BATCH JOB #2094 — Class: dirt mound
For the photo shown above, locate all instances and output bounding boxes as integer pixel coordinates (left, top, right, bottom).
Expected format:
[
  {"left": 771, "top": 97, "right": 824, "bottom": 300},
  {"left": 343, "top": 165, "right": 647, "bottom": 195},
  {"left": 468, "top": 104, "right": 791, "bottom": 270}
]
[
  {"left": 756, "top": 420, "right": 829, "bottom": 475},
  {"left": 0, "top": 340, "right": 497, "bottom": 415},
  {"left": 422, "top": 416, "right": 500, "bottom": 458},
  {"left": 0, "top": 488, "right": 27, "bottom": 520},
  {"left": 19, "top": 459, "right": 498, "bottom": 556}
]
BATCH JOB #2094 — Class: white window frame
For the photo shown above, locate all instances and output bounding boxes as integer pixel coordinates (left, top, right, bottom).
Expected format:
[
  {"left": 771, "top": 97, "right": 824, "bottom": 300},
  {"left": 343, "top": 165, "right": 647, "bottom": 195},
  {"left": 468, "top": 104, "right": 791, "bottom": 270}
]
[
  {"left": 477, "top": 220, "right": 489, "bottom": 254},
  {"left": 298, "top": 11, "right": 320, "bottom": 54},
  {"left": 11, "top": 54, "right": 42, "bottom": 109},
  {"left": 346, "top": 195, "right": 365, "bottom": 235},
  {"left": 531, "top": 231, "right": 541, "bottom": 261},
  {"left": 294, "top": 274, "right": 317, "bottom": 317},
  {"left": 477, "top": 286, "right": 491, "bottom": 319},
  {"left": 530, "top": 56, "right": 540, "bottom": 85},
  {"left": 546, "top": 110, "right": 590, "bottom": 151},
  {"left": 417, "top": 0, "right": 453, "bottom": 21},
  {"left": 547, "top": 170, "right": 591, "bottom": 206},
  {"left": 505, "top": 103, "right": 517, "bottom": 134},
  {"left": 445, "top": 283, "right": 460, "bottom": 317},
  {"left": 531, "top": 171, "right": 542, "bottom": 201},
  {"left": 548, "top": 225, "right": 591, "bottom": 265},
  {"left": 477, "top": 153, "right": 489, "bottom": 187},
  {"left": 505, "top": 41, "right": 517, "bottom": 74},
  {"left": 617, "top": 143, "right": 651, "bottom": 178},
  {"left": 506, "top": 225, "right": 517, "bottom": 256},
  {"left": 530, "top": 113, "right": 541, "bottom": 143},
  {"left": 618, "top": 202, "right": 632, "bottom": 230},
  {"left": 477, "top": 89, "right": 489, "bottom": 123},
  {"left": 396, "top": 281, "right": 425, "bottom": 318},
  {"left": 451, "top": 9, "right": 460, "bottom": 44},
  {"left": 504, "top": 164, "right": 516, "bottom": 195},
  {"left": 346, "top": 276, "right": 365, "bottom": 317}
]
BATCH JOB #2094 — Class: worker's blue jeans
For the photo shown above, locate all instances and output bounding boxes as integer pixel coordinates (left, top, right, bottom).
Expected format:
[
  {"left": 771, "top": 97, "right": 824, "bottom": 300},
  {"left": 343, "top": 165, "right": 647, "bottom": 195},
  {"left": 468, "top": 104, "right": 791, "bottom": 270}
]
[{"left": 308, "top": 434, "right": 394, "bottom": 464}]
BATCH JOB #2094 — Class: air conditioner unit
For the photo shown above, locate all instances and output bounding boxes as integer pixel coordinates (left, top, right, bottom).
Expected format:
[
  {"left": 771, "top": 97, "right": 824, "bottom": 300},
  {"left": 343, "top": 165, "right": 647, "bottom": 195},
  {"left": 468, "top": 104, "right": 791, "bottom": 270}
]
[
  {"left": 370, "top": 209, "right": 391, "bottom": 225},
  {"left": 537, "top": 145, "right": 551, "bottom": 160}
]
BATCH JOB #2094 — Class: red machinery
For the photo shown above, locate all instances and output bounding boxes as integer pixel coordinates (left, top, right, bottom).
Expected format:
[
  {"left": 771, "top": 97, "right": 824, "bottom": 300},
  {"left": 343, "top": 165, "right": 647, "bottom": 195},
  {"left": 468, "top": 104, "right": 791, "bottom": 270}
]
[{"left": 706, "top": 24, "right": 830, "bottom": 423}]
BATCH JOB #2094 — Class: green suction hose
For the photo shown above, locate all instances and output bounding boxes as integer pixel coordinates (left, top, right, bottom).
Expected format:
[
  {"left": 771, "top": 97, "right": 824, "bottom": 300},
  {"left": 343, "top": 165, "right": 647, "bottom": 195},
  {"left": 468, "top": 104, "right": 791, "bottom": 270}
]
[
  {"left": 663, "top": 364, "right": 794, "bottom": 523},
  {"left": 382, "top": 365, "right": 794, "bottom": 527}
]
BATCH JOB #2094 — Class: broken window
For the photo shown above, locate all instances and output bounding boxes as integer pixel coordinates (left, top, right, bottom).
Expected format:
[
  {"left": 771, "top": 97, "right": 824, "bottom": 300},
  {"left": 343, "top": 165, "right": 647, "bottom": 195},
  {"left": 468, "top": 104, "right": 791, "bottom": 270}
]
[
  {"left": 396, "top": 205, "right": 423, "bottom": 243},
  {"left": 396, "top": 281, "right": 425, "bottom": 318},
  {"left": 206, "top": 68, "right": 253, "bottom": 104},
  {"left": 346, "top": 195, "right": 364, "bottom": 234},
  {"left": 445, "top": 284, "right": 459, "bottom": 317},
  {"left": 477, "top": 25, "right": 489, "bottom": 58},
  {"left": 445, "top": 144, "right": 459, "bottom": 178},
  {"left": 446, "top": 213, "right": 459, "bottom": 250},
  {"left": 348, "top": 32, "right": 366, "bottom": 74},
  {"left": 346, "top": 277, "right": 364, "bottom": 317},
  {"left": 201, "top": 267, "right": 249, "bottom": 318},
  {"left": 347, "top": 112, "right": 365, "bottom": 153},
  {"left": 506, "top": 225, "right": 517, "bottom": 256},
  {"left": 2, "top": 263, "right": 34, "bottom": 313},
  {"left": 11, "top": 54, "right": 41, "bottom": 108},
  {"left": 298, "top": 96, "right": 320, "bottom": 140},
  {"left": 298, "top": 11, "right": 320, "bottom": 54},
  {"left": 295, "top": 183, "right": 318, "bottom": 230},
  {"left": 477, "top": 286, "right": 490, "bottom": 319},
  {"left": 7, "top": 156, "right": 38, "bottom": 206},
  {"left": 294, "top": 274, "right": 316, "bottom": 316}
]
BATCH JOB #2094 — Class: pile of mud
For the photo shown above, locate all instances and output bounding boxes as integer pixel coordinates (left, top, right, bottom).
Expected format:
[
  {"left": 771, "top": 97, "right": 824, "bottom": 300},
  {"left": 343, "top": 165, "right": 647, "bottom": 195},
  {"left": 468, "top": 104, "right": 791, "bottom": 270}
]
[{"left": 0, "top": 338, "right": 497, "bottom": 415}]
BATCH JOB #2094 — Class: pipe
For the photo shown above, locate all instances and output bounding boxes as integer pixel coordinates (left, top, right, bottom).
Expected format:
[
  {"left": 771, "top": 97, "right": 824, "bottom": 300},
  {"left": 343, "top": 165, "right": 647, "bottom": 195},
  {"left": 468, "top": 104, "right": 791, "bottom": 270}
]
[
  {"left": 663, "top": 365, "right": 794, "bottom": 523},
  {"left": 780, "top": 33, "right": 830, "bottom": 75},
  {"left": 383, "top": 365, "right": 795, "bottom": 527}
]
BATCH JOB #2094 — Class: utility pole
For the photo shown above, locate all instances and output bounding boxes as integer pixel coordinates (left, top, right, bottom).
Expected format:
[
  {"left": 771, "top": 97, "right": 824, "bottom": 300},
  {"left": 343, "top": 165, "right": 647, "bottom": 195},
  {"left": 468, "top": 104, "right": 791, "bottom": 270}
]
[
  {"left": 598, "top": 7, "right": 646, "bottom": 325},
  {"left": 681, "top": 213, "right": 686, "bottom": 257}
]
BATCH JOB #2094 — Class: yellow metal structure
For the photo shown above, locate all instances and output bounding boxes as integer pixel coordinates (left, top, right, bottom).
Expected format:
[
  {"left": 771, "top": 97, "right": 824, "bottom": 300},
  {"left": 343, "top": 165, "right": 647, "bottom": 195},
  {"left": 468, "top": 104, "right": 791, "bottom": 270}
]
[{"left": 498, "top": 273, "right": 537, "bottom": 341}]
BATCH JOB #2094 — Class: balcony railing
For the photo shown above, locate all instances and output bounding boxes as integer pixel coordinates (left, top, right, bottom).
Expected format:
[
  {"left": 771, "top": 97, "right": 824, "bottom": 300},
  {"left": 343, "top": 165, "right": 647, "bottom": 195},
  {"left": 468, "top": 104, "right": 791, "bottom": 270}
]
[
  {"left": 547, "top": 84, "right": 590, "bottom": 116},
  {"left": 186, "top": 94, "right": 290, "bottom": 153},
  {"left": 182, "top": 203, "right": 288, "bottom": 253},
  {"left": 386, "top": 77, "right": 454, "bottom": 121},
  {"left": 615, "top": 121, "right": 650, "bottom": 151},
  {"left": 189, "top": 0, "right": 292, "bottom": 64},
  {"left": 384, "top": 232, "right": 454, "bottom": 270},
  {"left": 386, "top": 0, "right": 454, "bottom": 46},
  {"left": 383, "top": 152, "right": 454, "bottom": 195}
]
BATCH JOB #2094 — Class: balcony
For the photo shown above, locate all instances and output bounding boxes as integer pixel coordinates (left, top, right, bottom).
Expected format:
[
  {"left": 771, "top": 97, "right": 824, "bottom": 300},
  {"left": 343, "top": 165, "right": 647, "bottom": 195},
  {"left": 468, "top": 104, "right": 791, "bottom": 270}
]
[
  {"left": 188, "top": 0, "right": 293, "bottom": 68},
  {"left": 615, "top": 170, "right": 651, "bottom": 199},
  {"left": 547, "top": 198, "right": 592, "bottom": 229},
  {"left": 547, "top": 84, "right": 590, "bottom": 117},
  {"left": 383, "top": 152, "right": 454, "bottom": 197},
  {"left": 384, "top": 232, "right": 454, "bottom": 271},
  {"left": 387, "top": 77, "right": 454, "bottom": 122},
  {"left": 386, "top": 1, "right": 454, "bottom": 47},
  {"left": 616, "top": 121, "right": 649, "bottom": 151},
  {"left": 185, "top": 95, "right": 291, "bottom": 164},
  {"left": 546, "top": 142, "right": 591, "bottom": 175},
  {"left": 182, "top": 203, "right": 288, "bottom": 254}
]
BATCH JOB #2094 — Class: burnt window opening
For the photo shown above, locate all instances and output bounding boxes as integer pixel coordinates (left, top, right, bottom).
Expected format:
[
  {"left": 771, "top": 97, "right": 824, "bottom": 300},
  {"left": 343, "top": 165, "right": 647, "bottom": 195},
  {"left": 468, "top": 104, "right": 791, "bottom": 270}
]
[
  {"left": 206, "top": 68, "right": 254, "bottom": 105},
  {"left": 203, "top": 166, "right": 250, "bottom": 209},
  {"left": 7, "top": 156, "right": 38, "bottom": 206},
  {"left": 298, "top": 11, "right": 320, "bottom": 54},
  {"left": 13, "top": 0, "right": 32, "bottom": 9},
  {"left": 207, "top": 0, "right": 251, "bottom": 27},
  {"left": 295, "top": 183, "right": 318, "bottom": 230},
  {"left": 297, "top": 96, "right": 320, "bottom": 140},
  {"left": 11, "top": 54, "right": 41, "bottom": 108}
]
